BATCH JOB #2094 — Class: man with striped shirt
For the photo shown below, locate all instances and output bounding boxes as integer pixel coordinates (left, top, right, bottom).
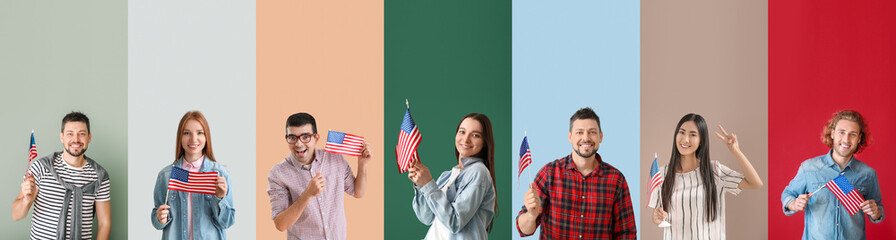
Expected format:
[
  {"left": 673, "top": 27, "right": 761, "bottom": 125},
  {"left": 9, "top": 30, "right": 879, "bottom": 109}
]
[
  {"left": 12, "top": 112, "right": 111, "bottom": 240},
  {"left": 517, "top": 107, "right": 637, "bottom": 239}
]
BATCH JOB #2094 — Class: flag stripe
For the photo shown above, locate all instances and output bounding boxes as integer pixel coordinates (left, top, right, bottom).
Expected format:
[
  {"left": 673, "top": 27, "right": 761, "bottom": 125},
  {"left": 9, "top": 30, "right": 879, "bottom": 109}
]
[{"left": 167, "top": 167, "right": 218, "bottom": 195}]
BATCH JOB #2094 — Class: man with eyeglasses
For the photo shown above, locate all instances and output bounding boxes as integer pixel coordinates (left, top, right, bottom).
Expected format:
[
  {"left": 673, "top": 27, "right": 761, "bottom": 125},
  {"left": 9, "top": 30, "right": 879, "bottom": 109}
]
[{"left": 267, "top": 112, "right": 372, "bottom": 240}]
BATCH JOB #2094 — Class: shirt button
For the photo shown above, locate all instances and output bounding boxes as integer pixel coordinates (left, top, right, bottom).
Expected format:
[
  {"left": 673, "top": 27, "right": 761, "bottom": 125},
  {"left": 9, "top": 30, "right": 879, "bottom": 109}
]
[
  {"left": 581, "top": 215, "right": 584, "bottom": 218},
  {"left": 581, "top": 196, "right": 585, "bottom": 199},
  {"left": 579, "top": 235, "right": 583, "bottom": 238}
]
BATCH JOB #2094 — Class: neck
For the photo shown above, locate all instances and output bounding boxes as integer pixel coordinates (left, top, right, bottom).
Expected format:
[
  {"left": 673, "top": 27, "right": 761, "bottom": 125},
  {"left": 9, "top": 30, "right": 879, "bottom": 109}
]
[
  {"left": 297, "top": 151, "right": 315, "bottom": 165},
  {"left": 184, "top": 153, "right": 203, "bottom": 163},
  {"left": 457, "top": 157, "right": 465, "bottom": 168},
  {"left": 571, "top": 153, "right": 597, "bottom": 174},
  {"left": 679, "top": 154, "right": 699, "bottom": 172},
  {"left": 831, "top": 151, "right": 852, "bottom": 169},
  {"left": 62, "top": 153, "right": 85, "bottom": 168}
]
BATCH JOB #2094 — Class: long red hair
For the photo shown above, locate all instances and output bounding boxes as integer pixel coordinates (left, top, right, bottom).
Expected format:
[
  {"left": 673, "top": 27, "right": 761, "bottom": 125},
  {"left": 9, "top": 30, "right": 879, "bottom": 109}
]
[{"left": 174, "top": 111, "right": 217, "bottom": 162}]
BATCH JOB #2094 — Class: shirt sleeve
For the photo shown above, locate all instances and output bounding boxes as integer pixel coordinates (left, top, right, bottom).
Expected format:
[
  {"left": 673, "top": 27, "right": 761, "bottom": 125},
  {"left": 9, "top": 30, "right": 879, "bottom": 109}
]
[
  {"left": 340, "top": 155, "right": 356, "bottom": 196},
  {"left": 612, "top": 174, "right": 638, "bottom": 240},
  {"left": 151, "top": 167, "right": 171, "bottom": 230},
  {"left": 781, "top": 163, "right": 808, "bottom": 216},
  {"left": 28, "top": 158, "right": 43, "bottom": 182},
  {"left": 210, "top": 167, "right": 235, "bottom": 229},
  {"left": 864, "top": 169, "right": 885, "bottom": 223},
  {"left": 417, "top": 167, "right": 491, "bottom": 233},
  {"left": 715, "top": 161, "right": 744, "bottom": 195},
  {"left": 267, "top": 167, "right": 290, "bottom": 220},
  {"left": 517, "top": 163, "right": 548, "bottom": 237},
  {"left": 647, "top": 166, "right": 664, "bottom": 208},
  {"left": 96, "top": 175, "right": 111, "bottom": 201}
]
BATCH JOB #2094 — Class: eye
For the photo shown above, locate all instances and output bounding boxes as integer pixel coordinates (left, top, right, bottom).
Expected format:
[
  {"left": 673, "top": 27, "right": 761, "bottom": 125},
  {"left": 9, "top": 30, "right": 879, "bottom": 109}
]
[
  {"left": 458, "top": 130, "right": 465, "bottom": 134},
  {"left": 198, "top": 131, "right": 204, "bottom": 135},
  {"left": 473, "top": 133, "right": 481, "bottom": 138}
]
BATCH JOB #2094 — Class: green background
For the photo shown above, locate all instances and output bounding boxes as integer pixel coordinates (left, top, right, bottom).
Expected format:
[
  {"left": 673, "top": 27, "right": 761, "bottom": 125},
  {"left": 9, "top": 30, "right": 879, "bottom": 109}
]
[
  {"left": 384, "top": 0, "right": 512, "bottom": 239},
  {"left": 0, "top": 0, "right": 127, "bottom": 239}
]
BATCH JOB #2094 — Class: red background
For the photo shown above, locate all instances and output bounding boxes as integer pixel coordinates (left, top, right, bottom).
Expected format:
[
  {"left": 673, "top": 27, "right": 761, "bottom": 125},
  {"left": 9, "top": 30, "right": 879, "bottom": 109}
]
[{"left": 769, "top": 1, "right": 896, "bottom": 239}]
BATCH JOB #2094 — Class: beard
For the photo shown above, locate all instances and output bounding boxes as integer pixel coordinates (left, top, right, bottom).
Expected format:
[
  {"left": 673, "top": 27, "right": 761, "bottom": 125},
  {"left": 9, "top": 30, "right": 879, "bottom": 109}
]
[
  {"left": 65, "top": 145, "right": 88, "bottom": 157},
  {"left": 574, "top": 147, "right": 597, "bottom": 159}
]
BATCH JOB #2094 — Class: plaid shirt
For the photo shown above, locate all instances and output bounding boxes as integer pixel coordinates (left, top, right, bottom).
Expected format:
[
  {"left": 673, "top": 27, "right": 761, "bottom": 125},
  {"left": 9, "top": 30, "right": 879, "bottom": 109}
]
[
  {"left": 267, "top": 149, "right": 356, "bottom": 240},
  {"left": 517, "top": 153, "right": 636, "bottom": 239}
]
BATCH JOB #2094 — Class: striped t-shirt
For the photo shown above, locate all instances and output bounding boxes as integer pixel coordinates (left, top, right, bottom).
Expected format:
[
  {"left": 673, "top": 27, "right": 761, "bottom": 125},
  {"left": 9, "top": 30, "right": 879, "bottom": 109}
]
[
  {"left": 648, "top": 160, "right": 744, "bottom": 240},
  {"left": 28, "top": 154, "right": 111, "bottom": 240}
]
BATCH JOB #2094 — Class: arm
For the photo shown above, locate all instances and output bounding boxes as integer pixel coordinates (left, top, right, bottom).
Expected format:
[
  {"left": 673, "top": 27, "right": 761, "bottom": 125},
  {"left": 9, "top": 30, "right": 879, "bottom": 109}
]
[
  {"left": 152, "top": 168, "right": 172, "bottom": 229},
  {"left": 612, "top": 176, "right": 637, "bottom": 240},
  {"left": 409, "top": 161, "right": 435, "bottom": 225},
  {"left": 715, "top": 125, "right": 763, "bottom": 190},
  {"left": 860, "top": 170, "right": 884, "bottom": 223},
  {"left": 516, "top": 184, "right": 541, "bottom": 236},
  {"left": 11, "top": 175, "right": 37, "bottom": 221},
  {"left": 269, "top": 171, "right": 323, "bottom": 232},
  {"left": 419, "top": 168, "right": 490, "bottom": 233},
  {"left": 781, "top": 164, "right": 808, "bottom": 215},
  {"left": 351, "top": 142, "right": 371, "bottom": 198},
  {"left": 210, "top": 169, "right": 235, "bottom": 229},
  {"left": 96, "top": 200, "right": 111, "bottom": 240}
]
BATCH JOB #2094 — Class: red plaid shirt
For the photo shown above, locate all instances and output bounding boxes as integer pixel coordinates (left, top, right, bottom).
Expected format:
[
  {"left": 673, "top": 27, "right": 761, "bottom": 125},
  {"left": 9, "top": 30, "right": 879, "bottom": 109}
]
[{"left": 517, "top": 153, "right": 636, "bottom": 239}]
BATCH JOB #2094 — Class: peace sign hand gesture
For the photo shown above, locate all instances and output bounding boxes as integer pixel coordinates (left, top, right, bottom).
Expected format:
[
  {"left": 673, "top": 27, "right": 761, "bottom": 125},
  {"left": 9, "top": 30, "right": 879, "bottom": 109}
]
[{"left": 714, "top": 124, "right": 740, "bottom": 153}]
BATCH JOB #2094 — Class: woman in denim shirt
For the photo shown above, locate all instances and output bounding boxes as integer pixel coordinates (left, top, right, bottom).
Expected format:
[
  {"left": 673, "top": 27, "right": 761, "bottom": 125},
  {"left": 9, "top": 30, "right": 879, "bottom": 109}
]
[
  {"left": 151, "top": 111, "right": 235, "bottom": 239},
  {"left": 408, "top": 113, "right": 498, "bottom": 240}
]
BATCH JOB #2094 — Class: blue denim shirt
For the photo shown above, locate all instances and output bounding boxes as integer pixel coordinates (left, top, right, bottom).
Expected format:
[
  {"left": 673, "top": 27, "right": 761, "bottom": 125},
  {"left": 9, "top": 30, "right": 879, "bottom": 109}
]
[
  {"left": 412, "top": 157, "right": 496, "bottom": 240},
  {"left": 781, "top": 150, "right": 885, "bottom": 240},
  {"left": 151, "top": 157, "right": 235, "bottom": 239}
]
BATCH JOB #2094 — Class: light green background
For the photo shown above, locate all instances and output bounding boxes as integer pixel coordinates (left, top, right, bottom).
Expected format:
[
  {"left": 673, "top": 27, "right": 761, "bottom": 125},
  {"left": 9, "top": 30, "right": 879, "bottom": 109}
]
[{"left": 0, "top": 0, "right": 127, "bottom": 239}]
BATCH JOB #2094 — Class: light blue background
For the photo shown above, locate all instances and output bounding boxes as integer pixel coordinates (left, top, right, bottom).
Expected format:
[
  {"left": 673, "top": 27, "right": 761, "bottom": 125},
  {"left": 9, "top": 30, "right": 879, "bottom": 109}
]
[{"left": 512, "top": 0, "right": 640, "bottom": 238}]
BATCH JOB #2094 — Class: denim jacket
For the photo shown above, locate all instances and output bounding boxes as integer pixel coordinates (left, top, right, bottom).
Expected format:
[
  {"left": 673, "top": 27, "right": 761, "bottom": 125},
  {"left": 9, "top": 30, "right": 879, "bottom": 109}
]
[
  {"left": 151, "top": 157, "right": 235, "bottom": 239},
  {"left": 412, "top": 157, "right": 496, "bottom": 240},
  {"left": 781, "top": 150, "right": 884, "bottom": 240}
]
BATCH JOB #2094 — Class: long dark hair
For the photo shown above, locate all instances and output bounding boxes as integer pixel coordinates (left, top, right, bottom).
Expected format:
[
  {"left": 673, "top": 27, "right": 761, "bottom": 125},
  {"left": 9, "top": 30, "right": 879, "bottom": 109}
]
[
  {"left": 661, "top": 113, "right": 718, "bottom": 222},
  {"left": 454, "top": 113, "right": 497, "bottom": 232}
]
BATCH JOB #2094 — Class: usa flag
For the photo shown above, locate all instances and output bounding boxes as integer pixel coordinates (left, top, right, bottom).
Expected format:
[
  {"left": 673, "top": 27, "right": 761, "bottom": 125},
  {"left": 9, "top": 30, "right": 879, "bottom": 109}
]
[
  {"left": 826, "top": 175, "right": 866, "bottom": 215},
  {"left": 518, "top": 136, "right": 531, "bottom": 178},
  {"left": 25, "top": 131, "right": 37, "bottom": 177},
  {"left": 395, "top": 108, "right": 421, "bottom": 173},
  {"left": 168, "top": 166, "right": 218, "bottom": 195},
  {"left": 648, "top": 153, "right": 662, "bottom": 205},
  {"left": 325, "top": 130, "right": 365, "bottom": 156}
]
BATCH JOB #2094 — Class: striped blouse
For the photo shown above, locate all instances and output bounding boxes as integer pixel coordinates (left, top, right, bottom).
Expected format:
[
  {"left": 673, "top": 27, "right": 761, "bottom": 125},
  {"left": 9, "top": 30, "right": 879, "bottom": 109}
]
[{"left": 648, "top": 160, "right": 743, "bottom": 240}]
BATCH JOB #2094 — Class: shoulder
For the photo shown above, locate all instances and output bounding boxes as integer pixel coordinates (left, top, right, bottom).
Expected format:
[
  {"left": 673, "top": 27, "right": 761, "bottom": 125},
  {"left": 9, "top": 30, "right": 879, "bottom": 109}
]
[
  {"left": 600, "top": 161, "right": 627, "bottom": 182},
  {"left": 798, "top": 154, "right": 828, "bottom": 171},
  {"left": 318, "top": 149, "right": 349, "bottom": 165},
  {"left": 85, "top": 155, "right": 108, "bottom": 172},
  {"left": 205, "top": 160, "right": 231, "bottom": 176},
  {"left": 849, "top": 158, "right": 877, "bottom": 176},
  {"left": 157, "top": 165, "right": 174, "bottom": 178}
]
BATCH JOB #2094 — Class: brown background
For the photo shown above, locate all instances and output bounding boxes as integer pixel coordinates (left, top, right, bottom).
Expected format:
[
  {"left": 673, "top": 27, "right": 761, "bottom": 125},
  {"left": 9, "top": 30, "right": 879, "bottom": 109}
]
[
  {"left": 640, "top": 0, "right": 768, "bottom": 239},
  {"left": 256, "top": 0, "right": 384, "bottom": 239}
]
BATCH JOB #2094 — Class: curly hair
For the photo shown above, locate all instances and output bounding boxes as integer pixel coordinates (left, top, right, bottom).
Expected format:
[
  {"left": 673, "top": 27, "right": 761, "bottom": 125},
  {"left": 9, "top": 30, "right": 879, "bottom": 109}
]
[{"left": 822, "top": 110, "right": 870, "bottom": 154}]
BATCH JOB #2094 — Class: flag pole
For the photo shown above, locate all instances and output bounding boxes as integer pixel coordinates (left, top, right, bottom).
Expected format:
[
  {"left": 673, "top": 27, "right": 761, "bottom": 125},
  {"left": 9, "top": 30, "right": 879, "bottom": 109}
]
[
  {"left": 165, "top": 163, "right": 174, "bottom": 206},
  {"left": 810, "top": 185, "right": 826, "bottom": 197},
  {"left": 406, "top": 99, "right": 409, "bottom": 109},
  {"left": 526, "top": 131, "right": 533, "bottom": 187}
]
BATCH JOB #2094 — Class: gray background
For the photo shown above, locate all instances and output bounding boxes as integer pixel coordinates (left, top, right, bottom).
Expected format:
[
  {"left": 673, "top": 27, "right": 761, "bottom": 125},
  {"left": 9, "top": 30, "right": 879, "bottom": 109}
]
[
  {"left": 0, "top": 0, "right": 128, "bottom": 238},
  {"left": 127, "top": 0, "right": 256, "bottom": 238}
]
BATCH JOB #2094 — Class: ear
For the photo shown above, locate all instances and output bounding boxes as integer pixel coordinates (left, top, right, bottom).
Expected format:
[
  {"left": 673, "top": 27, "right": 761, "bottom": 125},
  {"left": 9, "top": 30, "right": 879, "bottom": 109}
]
[
  {"left": 86, "top": 133, "right": 92, "bottom": 144},
  {"left": 60, "top": 132, "right": 64, "bottom": 143},
  {"left": 598, "top": 131, "right": 603, "bottom": 143},
  {"left": 568, "top": 131, "right": 573, "bottom": 144}
]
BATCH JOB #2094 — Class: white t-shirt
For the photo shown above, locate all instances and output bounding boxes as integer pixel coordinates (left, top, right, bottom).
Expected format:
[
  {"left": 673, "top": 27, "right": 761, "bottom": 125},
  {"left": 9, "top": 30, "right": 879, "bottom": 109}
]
[
  {"left": 28, "top": 154, "right": 111, "bottom": 240},
  {"left": 648, "top": 160, "right": 743, "bottom": 240}
]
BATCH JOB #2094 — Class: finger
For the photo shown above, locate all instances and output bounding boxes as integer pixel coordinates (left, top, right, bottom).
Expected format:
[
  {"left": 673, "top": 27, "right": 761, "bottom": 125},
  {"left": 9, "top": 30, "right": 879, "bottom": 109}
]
[
  {"left": 717, "top": 125, "right": 729, "bottom": 136},
  {"left": 714, "top": 131, "right": 726, "bottom": 141}
]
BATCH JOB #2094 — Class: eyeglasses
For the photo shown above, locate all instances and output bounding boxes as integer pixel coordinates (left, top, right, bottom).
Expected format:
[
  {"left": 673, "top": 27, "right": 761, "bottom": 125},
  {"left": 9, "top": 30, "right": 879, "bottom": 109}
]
[{"left": 286, "top": 133, "right": 315, "bottom": 144}]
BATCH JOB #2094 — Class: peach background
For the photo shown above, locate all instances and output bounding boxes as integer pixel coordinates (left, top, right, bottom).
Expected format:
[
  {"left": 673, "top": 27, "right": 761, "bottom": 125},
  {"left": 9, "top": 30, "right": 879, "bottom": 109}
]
[{"left": 256, "top": 0, "right": 384, "bottom": 239}]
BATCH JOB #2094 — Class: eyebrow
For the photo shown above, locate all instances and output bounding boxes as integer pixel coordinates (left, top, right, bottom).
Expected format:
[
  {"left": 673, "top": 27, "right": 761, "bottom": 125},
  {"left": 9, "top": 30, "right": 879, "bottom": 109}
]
[{"left": 678, "top": 128, "right": 698, "bottom": 133}]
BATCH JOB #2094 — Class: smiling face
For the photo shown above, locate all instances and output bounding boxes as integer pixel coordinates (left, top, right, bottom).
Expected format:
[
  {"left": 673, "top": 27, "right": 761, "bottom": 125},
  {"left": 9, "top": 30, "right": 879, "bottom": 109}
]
[
  {"left": 676, "top": 120, "right": 700, "bottom": 157},
  {"left": 831, "top": 119, "right": 860, "bottom": 159},
  {"left": 60, "top": 121, "right": 91, "bottom": 158},
  {"left": 287, "top": 124, "right": 318, "bottom": 164},
  {"left": 456, "top": 117, "right": 485, "bottom": 159},
  {"left": 180, "top": 119, "right": 207, "bottom": 160},
  {"left": 568, "top": 119, "right": 602, "bottom": 159}
]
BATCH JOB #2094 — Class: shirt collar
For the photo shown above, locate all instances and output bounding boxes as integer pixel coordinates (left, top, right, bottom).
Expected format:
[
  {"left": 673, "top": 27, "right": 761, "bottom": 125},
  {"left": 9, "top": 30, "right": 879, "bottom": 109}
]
[
  {"left": 288, "top": 149, "right": 320, "bottom": 171},
  {"left": 823, "top": 149, "right": 857, "bottom": 170},
  {"left": 459, "top": 157, "right": 483, "bottom": 168},
  {"left": 561, "top": 153, "right": 604, "bottom": 176},
  {"left": 181, "top": 155, "right": 205, "bottom": 171}
]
